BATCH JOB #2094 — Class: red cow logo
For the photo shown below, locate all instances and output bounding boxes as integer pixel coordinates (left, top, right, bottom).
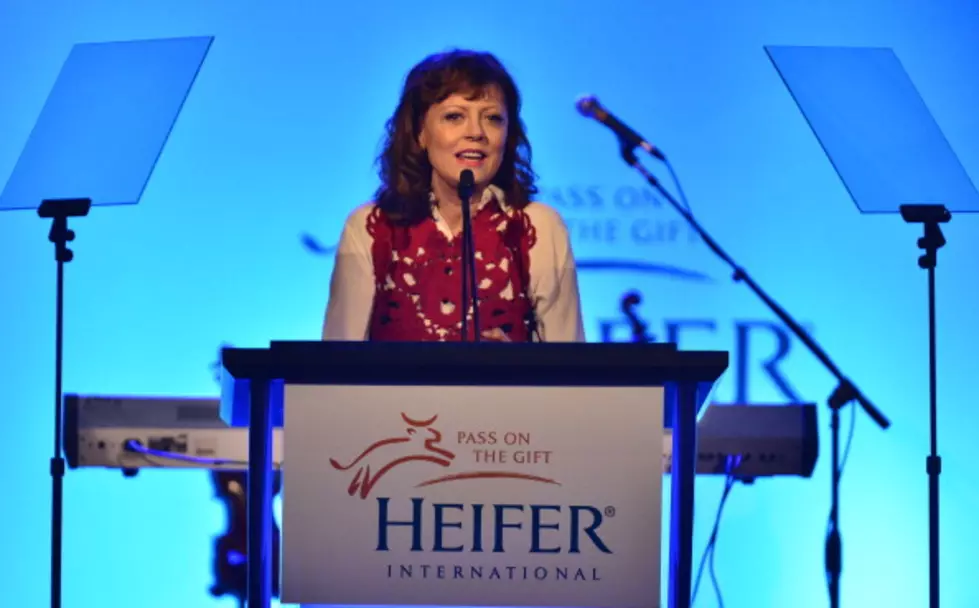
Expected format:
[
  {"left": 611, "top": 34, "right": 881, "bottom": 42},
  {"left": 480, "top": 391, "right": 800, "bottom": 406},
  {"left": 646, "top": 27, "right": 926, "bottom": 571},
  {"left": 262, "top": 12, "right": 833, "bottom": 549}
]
[
  {"left": 328, "top": 413, "right": 455, "bottom": 499},
  {"left": 329, "top": 413, "right": 560, "bottom": 499}
]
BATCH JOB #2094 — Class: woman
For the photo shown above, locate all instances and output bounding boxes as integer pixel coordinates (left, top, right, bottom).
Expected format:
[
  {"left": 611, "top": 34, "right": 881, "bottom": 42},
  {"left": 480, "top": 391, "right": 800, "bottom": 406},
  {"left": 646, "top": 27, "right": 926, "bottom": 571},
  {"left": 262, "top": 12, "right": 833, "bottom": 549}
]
[{"left": 322, "top": 49, "right": 585, "bottom": 343}]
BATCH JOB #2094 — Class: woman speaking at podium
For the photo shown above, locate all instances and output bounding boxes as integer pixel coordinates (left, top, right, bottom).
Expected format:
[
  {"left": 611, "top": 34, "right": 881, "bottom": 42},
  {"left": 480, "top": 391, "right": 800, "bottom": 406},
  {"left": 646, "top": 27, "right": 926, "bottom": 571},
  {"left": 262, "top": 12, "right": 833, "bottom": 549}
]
[{"left": 322, "top": 49, "right": 586, "bottom": 343}]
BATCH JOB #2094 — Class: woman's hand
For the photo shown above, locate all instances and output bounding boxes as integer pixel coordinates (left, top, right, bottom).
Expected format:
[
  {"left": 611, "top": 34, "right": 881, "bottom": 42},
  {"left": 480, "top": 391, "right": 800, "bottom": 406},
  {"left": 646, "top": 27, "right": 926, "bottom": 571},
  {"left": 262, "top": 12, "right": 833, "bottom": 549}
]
[{"left": 480, "top": 328, "right": 512, "bottom": 342}]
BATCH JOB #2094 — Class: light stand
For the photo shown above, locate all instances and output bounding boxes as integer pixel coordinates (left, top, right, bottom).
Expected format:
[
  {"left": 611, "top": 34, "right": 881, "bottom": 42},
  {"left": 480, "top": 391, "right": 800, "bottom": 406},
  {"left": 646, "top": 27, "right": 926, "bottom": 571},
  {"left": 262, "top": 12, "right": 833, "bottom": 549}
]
[
  {"left": 613, "top": 139, "right": 890, "bottom": 608},
  {"left": 900, "top": 203, "right": 948, "bottom": 608},
  {"left": 37, "top": 196, "right": 92, "bottom": 608},
  {"left": 457, "top": 169, "right": 480, "bottom": 342}
]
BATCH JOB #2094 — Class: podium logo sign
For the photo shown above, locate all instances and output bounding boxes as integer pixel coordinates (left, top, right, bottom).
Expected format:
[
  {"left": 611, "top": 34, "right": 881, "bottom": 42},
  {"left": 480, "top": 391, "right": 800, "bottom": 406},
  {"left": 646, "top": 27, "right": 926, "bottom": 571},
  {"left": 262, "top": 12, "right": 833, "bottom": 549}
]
[
  {"left": 329, "top": 412, "right": 561, "bottom": 499},
  {"left": 281, "top": 384, "right": 664, "bottom": 608}
]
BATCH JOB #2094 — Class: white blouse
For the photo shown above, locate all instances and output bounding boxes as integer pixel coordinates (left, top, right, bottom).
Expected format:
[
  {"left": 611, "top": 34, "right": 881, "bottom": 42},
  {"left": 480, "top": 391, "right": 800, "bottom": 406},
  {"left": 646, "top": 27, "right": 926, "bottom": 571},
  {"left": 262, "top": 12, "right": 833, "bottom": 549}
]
[{"left": 321, "top": 185, "right": 586, "bottom": 343}]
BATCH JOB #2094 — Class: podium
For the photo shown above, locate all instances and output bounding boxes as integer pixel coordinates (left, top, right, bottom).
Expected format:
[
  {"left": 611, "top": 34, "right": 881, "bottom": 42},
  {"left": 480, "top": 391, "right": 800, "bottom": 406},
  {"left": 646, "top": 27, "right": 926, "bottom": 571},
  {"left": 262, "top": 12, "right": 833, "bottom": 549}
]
[{"left": 220, "top": 341, "right": 728, "bottom": 608}]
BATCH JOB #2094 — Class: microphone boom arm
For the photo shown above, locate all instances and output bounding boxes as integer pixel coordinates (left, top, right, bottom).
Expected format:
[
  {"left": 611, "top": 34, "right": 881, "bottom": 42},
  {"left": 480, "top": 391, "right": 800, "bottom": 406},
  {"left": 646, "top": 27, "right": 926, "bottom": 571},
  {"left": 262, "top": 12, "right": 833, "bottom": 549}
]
[
  {"left": 616, "top": 142, "right": 889, "bottom": 430},
  {"left": 614, "top": 134, "right": 887, "bottom": 608}
]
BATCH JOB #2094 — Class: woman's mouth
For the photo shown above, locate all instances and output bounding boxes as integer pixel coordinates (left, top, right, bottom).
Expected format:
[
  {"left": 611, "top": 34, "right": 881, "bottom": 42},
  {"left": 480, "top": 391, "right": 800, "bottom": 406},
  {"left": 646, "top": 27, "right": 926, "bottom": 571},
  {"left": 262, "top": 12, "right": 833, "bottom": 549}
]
[{"left": 456, "top": 150, "right": 487, "bottom": 167}]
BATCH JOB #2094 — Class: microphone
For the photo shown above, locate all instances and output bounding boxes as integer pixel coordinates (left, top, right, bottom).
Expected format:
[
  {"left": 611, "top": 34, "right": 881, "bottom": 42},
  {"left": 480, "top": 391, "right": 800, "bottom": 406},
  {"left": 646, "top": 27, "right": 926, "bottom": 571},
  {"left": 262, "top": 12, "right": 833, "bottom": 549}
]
[
  {"left": 575, "top": 95, "right": 665, "bottom": 160},
  {"left": 457, "top": 168, "right": 475, "bottom": 201},
  {"left": 457, "top": 169, "right": 480, "bottom": 342},
  {"left": 620, "top": 290, "right": 642, "bottom": 313},
  {"left": 620, "top": 290, "right": 653, "bottom": 343}
]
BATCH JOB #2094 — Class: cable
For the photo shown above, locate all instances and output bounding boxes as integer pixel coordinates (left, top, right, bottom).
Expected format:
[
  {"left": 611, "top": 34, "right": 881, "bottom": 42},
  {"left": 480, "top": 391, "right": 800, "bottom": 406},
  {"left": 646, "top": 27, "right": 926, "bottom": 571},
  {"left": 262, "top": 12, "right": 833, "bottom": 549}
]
[
  {"left": 689, "top": 409, "right": 855, "bottom": 608},
  {"left": 642, "top": 150, "right": 728, "bottom": 606},
  {"left": 659, "top": 153, "right": 734, "bottom": 607},
  {"left": 663, "top": 157, "right": 693, "bottom": 214},
  {"left": 691, "top": 456, "right": 740, "bottom": 607},
  {"left": 826, "top": 400, "right": 857, "bottom": 545},
  {"left": 123, "top": 439, "right": 283, "bottom": 468},
  {"left": 839, "top": 399, "right": 857, "bottom": 480}
]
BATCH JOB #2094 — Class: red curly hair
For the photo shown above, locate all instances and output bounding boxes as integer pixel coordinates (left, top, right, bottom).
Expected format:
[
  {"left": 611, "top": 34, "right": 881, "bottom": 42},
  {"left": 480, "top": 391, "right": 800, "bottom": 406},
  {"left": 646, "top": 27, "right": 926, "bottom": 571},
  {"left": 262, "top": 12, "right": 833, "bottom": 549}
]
[{"left": 373, "top": 49, "right": 538, "bottom": 225}]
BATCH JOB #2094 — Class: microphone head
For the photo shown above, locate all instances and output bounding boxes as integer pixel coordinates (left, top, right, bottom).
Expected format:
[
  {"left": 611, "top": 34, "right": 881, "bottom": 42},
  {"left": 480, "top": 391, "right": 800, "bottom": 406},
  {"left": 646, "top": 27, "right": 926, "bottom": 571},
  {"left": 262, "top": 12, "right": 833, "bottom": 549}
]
[
  {"left": 575, "top": 94, "right": 600, "bottom": 118},
  {"left": 457, "top": 169, "right": 475, "bottom": 200},
  {"left": 620, "top": 290, "right": 642, "bottom": 312}
]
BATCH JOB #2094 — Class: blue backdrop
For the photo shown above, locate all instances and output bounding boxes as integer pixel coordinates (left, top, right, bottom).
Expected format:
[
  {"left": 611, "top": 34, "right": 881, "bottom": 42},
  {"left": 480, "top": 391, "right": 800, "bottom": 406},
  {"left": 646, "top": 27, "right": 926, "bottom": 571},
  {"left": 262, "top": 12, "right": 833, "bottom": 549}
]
[{"left": 2, "top": 1, "right": 978, "bottom": 607}]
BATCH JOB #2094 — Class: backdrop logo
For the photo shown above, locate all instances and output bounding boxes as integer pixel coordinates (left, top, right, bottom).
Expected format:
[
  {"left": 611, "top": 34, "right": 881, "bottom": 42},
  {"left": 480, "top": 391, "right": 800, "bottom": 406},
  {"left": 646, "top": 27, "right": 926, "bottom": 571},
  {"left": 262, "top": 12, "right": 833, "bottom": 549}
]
[
  {"left": 298, "top": 184, "right": 710, "bottom": 281},
  {"left": 328, "top": 412, "right": 560, "bottom": 499},
  {"left": 539, "top": 184, "right": 712, "bottom": 282}
]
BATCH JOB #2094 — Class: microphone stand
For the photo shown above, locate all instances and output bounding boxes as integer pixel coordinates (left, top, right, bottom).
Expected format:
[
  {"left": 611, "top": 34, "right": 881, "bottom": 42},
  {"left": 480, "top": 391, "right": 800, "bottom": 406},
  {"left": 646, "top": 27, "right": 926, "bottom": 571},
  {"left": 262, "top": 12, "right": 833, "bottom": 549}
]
[
  {"left": 457, "top": 172, "right": 480, "bottom": 342},
  {"left": 613, "top": 139, "right": 890, "bottom": 608}
]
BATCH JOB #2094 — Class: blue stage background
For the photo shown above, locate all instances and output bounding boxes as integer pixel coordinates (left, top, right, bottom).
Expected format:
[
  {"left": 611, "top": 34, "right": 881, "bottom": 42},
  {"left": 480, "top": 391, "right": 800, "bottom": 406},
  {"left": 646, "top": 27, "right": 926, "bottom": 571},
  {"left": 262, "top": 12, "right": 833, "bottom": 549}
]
[{"left": 2, "top": 1, "right": 978, "bottom": 607}]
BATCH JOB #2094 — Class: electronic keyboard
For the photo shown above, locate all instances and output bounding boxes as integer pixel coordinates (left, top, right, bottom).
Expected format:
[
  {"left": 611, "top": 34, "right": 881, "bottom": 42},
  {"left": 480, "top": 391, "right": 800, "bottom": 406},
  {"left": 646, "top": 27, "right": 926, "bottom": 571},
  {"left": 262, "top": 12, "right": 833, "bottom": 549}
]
[{"left": 63, "top": 393, "right": 818, "bottom": 480}]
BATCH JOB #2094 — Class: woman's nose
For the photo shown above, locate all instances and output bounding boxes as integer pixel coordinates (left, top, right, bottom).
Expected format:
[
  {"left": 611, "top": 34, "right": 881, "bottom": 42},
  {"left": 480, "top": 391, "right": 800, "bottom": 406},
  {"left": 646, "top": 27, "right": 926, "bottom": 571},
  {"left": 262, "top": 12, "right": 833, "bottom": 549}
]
[{"left": 464, "top": 119, "right": 486, "bottom": 140}]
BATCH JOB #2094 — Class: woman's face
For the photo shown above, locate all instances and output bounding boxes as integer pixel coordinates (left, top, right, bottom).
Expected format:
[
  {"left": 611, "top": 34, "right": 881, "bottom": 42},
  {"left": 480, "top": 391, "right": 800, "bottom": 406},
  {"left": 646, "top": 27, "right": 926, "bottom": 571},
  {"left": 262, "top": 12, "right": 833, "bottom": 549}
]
[{"left": 417, "top": 85, "right": 508, "bottom": 198}]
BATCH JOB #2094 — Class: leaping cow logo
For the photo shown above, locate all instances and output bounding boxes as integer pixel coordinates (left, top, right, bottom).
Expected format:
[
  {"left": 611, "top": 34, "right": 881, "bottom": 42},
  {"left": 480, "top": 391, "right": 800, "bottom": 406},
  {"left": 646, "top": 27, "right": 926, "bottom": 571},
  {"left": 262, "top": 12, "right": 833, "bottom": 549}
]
[
  {"left": 329, "top": 413, "right": 559, "bottom": 499},
  {"left": 328, "top": 413, "right": 455, "bottom": 498}
]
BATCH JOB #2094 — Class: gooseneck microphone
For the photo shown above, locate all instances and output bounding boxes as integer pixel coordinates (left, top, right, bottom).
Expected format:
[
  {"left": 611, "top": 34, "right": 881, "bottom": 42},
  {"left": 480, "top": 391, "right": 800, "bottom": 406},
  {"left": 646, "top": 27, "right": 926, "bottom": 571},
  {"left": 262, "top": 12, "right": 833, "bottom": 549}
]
[
  {"left": 457, "top": 169, "right": 481, "bottom": 341},
  {"left": 575, "top": 95, "right": 666, "bottom": 160}
]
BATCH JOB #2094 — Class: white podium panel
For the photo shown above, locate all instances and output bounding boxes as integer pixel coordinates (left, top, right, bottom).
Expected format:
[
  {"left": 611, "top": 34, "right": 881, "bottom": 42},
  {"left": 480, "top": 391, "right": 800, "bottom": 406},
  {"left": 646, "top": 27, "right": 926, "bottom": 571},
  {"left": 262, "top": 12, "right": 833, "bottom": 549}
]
[{"left": 282, "top": 384, "right": 664, "bottom": 608}]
